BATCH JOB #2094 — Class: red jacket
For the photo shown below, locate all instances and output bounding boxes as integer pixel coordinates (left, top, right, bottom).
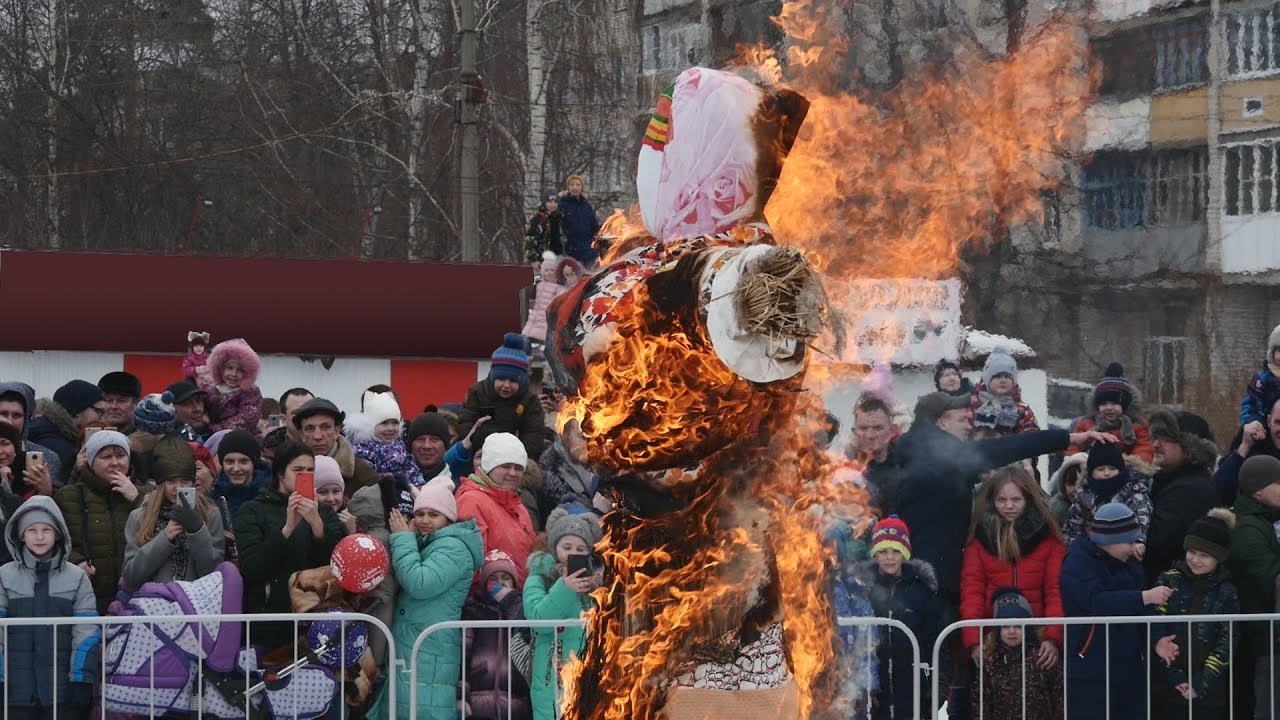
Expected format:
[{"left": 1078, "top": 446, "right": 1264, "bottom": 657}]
[
  {"left": 456, "top": 472, "right": 536, "bottom": 584},
  {"left": 960, "top": 518, "right": 1065, "bottom": 650},
  {"left": 1065, "top": 416, "right": 1154, "bottom": 463}
]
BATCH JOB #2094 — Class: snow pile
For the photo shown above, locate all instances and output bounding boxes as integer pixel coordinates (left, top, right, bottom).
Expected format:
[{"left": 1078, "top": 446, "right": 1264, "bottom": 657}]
[{"left": 959, "top": 328, "right": 1035, "bottom": 360}]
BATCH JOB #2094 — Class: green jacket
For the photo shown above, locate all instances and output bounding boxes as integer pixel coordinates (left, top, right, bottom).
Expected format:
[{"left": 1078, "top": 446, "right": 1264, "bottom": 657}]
[
  {"left": 54, "top": 466, "right": 146, "bottom": 614},
  {"left": 370, "top": 520, "right": 482, "bottom": 720},
  {"left": 1228, "top": 493, "right": 1280, "bottom": 656},
  {"left": 234, "top": 486, "right": 345, "bottom": 650},
  {"left": 522, "top": 551, "right": 592, "bottom": 720}
]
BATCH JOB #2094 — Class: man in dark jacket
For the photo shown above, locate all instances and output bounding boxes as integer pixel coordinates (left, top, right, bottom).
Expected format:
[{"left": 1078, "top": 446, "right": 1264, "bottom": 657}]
[
  {"left": 1215, "top": 396, "right": 1280, "bottom": 504},
  {"left": 1229, "top": 454, "right": 1280, "bottom": 720},
  {"left": 848, "top": 396, "right": 902, "bottom": 516},
  {"left": 0, "top": 381, "right": 62, "bottom": 491},
  {"left": 28, "top": 380, "right": 105, "bottom": 487},
  {"left": 1144, "top": 408, "right": 1219, "bottom": 585},
  {"left": 894, "top": 392, "right": 1111, "bottom": 602}
]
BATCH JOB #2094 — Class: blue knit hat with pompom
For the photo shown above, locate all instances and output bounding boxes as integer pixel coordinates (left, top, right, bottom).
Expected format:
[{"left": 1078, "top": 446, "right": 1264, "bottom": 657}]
[{"left": 490, "top": 333, "right": 530, "bottom": 385}]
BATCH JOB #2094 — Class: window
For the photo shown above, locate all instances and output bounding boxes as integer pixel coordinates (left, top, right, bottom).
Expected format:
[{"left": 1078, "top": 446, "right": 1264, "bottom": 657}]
[
  {"left": 1092, "top": 30, "right": 1156, "bottom": 99},
  {"left": 1225, "top": 140, "right": 1280, "bottom": 215},
  {"left": 1144, "top": 336, "right": 1186, "bottom": 406},
  {"left": 1154, "top": 20, "right": 1208, "bottom": 89},
  {"left": 1084, "top": 148, "right": 1209, "bottom": 229},
  {"left": 1226, "top": 3, "right": 1280, "bottom": 77}
]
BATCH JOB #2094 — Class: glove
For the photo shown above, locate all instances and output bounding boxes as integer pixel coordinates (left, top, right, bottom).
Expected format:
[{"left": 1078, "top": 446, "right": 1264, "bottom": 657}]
[{"left": 171, "top": 496, "right": 203, "bottom": 533}]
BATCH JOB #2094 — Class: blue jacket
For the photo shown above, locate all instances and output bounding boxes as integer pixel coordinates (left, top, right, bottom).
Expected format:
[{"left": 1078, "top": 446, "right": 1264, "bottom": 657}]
[
  {"left": 0, "top": 496, "right": 100, "bottom": 708},
  {"left": 556, "top": 194, "right": 600, "bottom": 266},
  {"left": 1060, "top": 538, "right": 1148, "bottom": 683},
  {"left": 1241, "top": 363, "right": 1280, "bottom": 425}
]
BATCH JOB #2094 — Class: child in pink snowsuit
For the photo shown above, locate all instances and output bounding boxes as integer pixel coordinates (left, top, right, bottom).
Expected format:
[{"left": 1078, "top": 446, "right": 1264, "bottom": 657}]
[
  {"left": 200, "top": 338, "right": 264, "bottom": 439},
  {"left": 522, "top": 252, "right": 567, "bottom": 346},
  {"left": 183, "top": 331, "right": 212, "bottom": 385}
]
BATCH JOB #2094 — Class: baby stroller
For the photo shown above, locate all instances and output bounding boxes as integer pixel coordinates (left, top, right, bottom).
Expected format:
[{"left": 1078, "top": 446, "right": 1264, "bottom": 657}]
[{"left": 102, "top": 562, "right": 340, "bottom": 719}]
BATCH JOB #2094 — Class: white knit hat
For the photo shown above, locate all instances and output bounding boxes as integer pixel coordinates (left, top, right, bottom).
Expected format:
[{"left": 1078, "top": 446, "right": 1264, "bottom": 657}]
[
  {"left": 86, "top": 430, "right": 131, "bottom": 465},
  {"left": 480, "top": 432, "right": 527, "bottom": 474},
  {"left": 363, "top": 392, "right": 402, "bottom": 427}
]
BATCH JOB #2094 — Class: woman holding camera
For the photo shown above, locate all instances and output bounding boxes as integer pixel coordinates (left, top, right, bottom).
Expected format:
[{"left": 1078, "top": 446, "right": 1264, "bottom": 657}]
[{"left": 122, "top": 435, "right": 225, "bottom": 588}]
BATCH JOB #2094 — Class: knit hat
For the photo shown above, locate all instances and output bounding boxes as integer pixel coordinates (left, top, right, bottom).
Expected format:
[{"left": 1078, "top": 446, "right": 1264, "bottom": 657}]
[
  {"left": 1089, "top": 502, "right": 1140, "bottom": 545},
  {"left": 1270, "top": 323, "right": 1280, "bottom": 354},
  {"left": 54, "top": 380, "right": 103, "bottom": 417},
  {"left": 1086, "top": 442, "right": 1126, "bottom": 475},
  {"left": 540, "top": 250, "right": 559, "bottom": 273},
  {"left": 1239, "top": 455, "right": 1280, "bottom": 496},
  {"left": 1092, "top": 362, "right": 1135, "bottom": 412},
  {"left": 913, "top": 391, "right": 969, "bottom": 424},
  {"left": 933, "top": 358, "right": 962, "bottom": 389},
  {"left": 869, "top": 515, "right": 912, "bottom": 561},
  {"left": 152, "top": 434, "right": 196, "bottom": 481},
  {"left": 1183, "top": 508, "right": 1237, "bottom": 564},
  {"left": 216, "top": 429, "right": 261, "bottom": 464},
  {"left": 480, "top": 432, "right": 527, "bottom": 474},
  {"left": 547, "top": 506, "right": 602, "bottom": 549},
  {"left": 203, "top": 429, "right": 232, "bottom": 456},
  {"left": 86, "top": 429, "right": 130, "bottom": 465},
  {"left": 16, "top": 504, "right": 62, "bottom": 541},
  {"left": 407, "top": 412, "right": 452, "bottom": 448},
  {"left": 479, "top": 549, "right": 520, "bottom": 586},
  {"left": 313, "top": 455, "right": 345, "bottom": 494},
  {"left": 98, "top": 371, "right": 142, "bottom": 399},
  {"left": 413, "top": 476, "right": 457, "bottom": 521},
  {"left": 191, "top": 443, "right": 216, "bottom": 474},
  {"left": 489, "top": 333, "right": 530, "bottom": 385},
  {"left": 992, "top": 590, "right": 1033, "bottom": 619},
  {"left": 982, "top": 346, "right": 1018, "bottom": 386},
  {"left": 293, "top": 398, "right": 346, "bottom": 429},
  {"left": 133, "top": 393, "right": 177, "bottom": 435},
  {"left": 363, "top": 392, "right": 401, "bottom": 428}
]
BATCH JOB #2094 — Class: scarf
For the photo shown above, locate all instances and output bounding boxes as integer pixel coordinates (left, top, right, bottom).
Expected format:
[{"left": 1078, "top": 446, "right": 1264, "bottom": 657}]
[
  {"left": 1084, "top": 469, "right": 1131, "bottom": 502},
  {"left": 154, "top": 501, "right": 190, "bottom": 579},
  {"left": 974, "top": 390, "right": 1020, "bottom": 431},
  {"left": 1092, "top": 413, "right": 1137, "bottom": 447},
  {"left": 978, "top": 503, "right": 1050, "bottom": 560}
]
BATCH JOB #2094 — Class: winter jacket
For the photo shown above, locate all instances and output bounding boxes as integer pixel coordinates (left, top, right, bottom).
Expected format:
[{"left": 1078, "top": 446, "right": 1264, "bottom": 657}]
[
  {"left": 235, "top": 485, "right": 346, "bottom": 650},
  {"left": 1065, "top": 416, "right": 1154, "bottom": 463},
  {"left": 121, "top": 498, "right": 225, "bottom": 587},
  {"left": 557, "top": 194, "right": 600, "bottom": 267},
  {"left": 352, "top": 434, "right": 423, "bottom": 493},
  {"left": 211, "top": 462, "right": 272, "bottom": 523},
  {"left": 894, "top": 422, "right": 1070, "bottom": 601},
  {"left": 523, "top": 551, "right": 592, "bottom": 720},
  {"left": 54, "top": 466, "right": 146, "bottom": 613},
  {"left": 1228, "top": 493, "right": 1280, "bottom": 657},
  {"left": 370, "top": 520, "right": 483, "bottom": 720},
  {"left": 525, "top": 209, "right": 564, "bottom": 262},
  {"left": 200, "top": 338, "right": 264, "bottom": 439},
  {"left": 1241, "top": 362, "right": 1280, "bottom": 425},
  {"left": 1062, "top": 470, "right": 1153, "bottom": 545},
  {"left": 1145, "top": 463, "right": 1218, "bottom": 585},
  {"left": 1150, "top": 563, "right": 1239, "bottom": 708},
  {"left": 971, "top": 638, "right": 1063, "bottom": 720},
  {"left": 830, "top": 566, "right": 879, "bottom": 707},
  {"left": 960, "top": 505, "right": 1065, "bottom": 650},
  {"left": 329, "top": 434, "right": 382, "bottom": 498},
  {"left": 0, "top": 496, "right": 100, "bottom": 709},
  {"left": 182, "top": 349, "right": 209, "bottom": 385},
  {"left": 523, "top": 277, "right": 566, "bottom": 346},
  {"left": 538, "top": 440, "right": 596, "bottom": 516},
  {"left": 1060, "top": 538, "right": 1148, "bottom": 683},
  {"left": 0, "top": 382, "right": 65, "bottom": 489},
  {"left": 969, "top": 382, "right": 1040, "bottom": 436},
  {"left": 457, "top": 471, "right": 536, "bottom": 585},
  {"left": 1047, "top": 453, "right": 1085, "bottom": 528},
  {"left": 27, "top": 397, "right": 78, "bottom": 487},
  {"left": 852, "top": 559, "right": 948, "bottom": 720},
  {"left": 457, "top": 380, "right": 547, "bottom": 461},
  {"left": 463, "top": 589, "right": 532, "bottom": 720}
]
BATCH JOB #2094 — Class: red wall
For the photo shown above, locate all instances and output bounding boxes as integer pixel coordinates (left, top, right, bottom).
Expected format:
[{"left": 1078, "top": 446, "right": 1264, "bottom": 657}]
[{"left": 391, "top": 359, "right": 481, "bottom": 414}]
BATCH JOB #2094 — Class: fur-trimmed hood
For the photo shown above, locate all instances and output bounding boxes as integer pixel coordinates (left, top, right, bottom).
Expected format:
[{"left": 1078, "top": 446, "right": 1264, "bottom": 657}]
[
  {"left": 34, "top": 398, "right": 78, "bottom": 442},
  {"left": 852, "top": 557, "right": 940, "bottom": 593},
  {"left": 206, "top": 338, "right": 260, "bottom": 388},
  {"left": 1149, "top": 409, "right": 1218, "bottom": 469},
  {"left": 1050, "top": 451, "right": 1088, "bottom": 497}
]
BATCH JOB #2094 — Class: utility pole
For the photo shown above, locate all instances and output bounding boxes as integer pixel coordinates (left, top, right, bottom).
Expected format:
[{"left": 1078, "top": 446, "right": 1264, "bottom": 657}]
[{"left": 459, "top": 0, "right": 480, "bottom": 262}]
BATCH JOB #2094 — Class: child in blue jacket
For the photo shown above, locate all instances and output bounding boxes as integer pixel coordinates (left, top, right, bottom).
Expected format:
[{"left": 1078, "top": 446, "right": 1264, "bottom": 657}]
[{"left": 1240, "top": 323, "right": 1280, "bottom": 426}]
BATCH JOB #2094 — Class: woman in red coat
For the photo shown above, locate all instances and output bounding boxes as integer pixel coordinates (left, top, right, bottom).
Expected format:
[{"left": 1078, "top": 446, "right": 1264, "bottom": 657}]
[{"left": 961, "top": 465, "right": 1065, "bottom": 671}]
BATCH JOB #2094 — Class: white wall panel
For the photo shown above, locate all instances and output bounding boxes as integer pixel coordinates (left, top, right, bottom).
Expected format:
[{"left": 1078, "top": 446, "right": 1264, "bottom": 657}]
[
  {"left": 255, "top": 356, "right": 392, "bottom": 414},
  {"left": 1222, "top": 215, "right": 1280, "bottom": 273},
  {"left": 1085, "top": 98, "right": 1151, "bottom": 152},
  {"left": 0, "top": 351, "right": 124, "bottom": 397}
]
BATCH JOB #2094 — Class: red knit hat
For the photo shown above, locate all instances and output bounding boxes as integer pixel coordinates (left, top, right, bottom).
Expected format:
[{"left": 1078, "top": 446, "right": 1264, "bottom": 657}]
[{"left": 870, "top": 515, "right": 911, "bottom": 561}]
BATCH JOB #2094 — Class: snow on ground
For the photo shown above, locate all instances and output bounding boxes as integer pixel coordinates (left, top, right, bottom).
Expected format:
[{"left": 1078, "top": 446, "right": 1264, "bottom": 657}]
[{"left": 960, "top": 328, "right": 1035, "bottom": 359}]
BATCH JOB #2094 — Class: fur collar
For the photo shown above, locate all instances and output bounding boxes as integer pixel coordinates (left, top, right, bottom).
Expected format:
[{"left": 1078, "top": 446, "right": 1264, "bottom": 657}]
[
  {"left": 852, "top": 557, "right": 940, "bottom": 592},
  {"left": 330, "top": 434, "right": 356, "bottom": 477},
  {"left": 975, "top": 503, "right": 1051, "bottom": 557},
  {"left": 35, "top": 398, "right": 78, "bottom": 442}
]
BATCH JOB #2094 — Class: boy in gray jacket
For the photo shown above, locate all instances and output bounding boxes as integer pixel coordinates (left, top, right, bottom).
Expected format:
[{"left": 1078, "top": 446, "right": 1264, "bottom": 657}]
[{"left": 0, "top": 495, "right": 100, "bottom": 718}]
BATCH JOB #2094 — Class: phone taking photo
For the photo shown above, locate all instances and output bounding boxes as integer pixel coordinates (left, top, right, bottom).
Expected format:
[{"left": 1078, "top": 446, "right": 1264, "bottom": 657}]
[
  {"left": 25, "top": 451, "right": 43, "bottom": 467},
  {"left": 267, "top": 414, "right": 283, "bottom": 429},
  {"left": 177, "top": 486, "right": 197, "bottom": 509},
  {"left": 566, "top": 554, "right": 591, "bottom": 577},
  {"left": 295, "top": 471, "right": 315, "bottom": 500}
]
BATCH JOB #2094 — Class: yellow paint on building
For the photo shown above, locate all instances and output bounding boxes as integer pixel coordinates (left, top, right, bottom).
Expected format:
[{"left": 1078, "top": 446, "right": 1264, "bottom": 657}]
[
  {"left": 1221, "top": 76, "right": 1280, "bottom": 133},
  {"left": 1150, "top": 87, "right": 1209, "bottom": 146}
]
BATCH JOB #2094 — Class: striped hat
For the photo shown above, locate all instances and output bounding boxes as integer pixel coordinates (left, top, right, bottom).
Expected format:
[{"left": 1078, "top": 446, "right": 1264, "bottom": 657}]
[
  {"left": 1089, "top": 502, "right": 1140, "bottom": 546},
  {"left": 1093, "top": 362, "right": 1135, "bottom": 412},
  {"left": 870, "top": 515, "right": 911, "bottom": 561},
  {"left": 489, "top": 333, "right": 530, "bottom": 385}
]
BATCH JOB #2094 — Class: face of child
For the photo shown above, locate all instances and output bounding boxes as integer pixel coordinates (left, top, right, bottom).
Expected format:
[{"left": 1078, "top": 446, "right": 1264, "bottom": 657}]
[
  {"left": 162, "top": 476, "right": 195, "bottom": 504},
  {"left": 1092, "top": 465, "right": 1120, "bottom": 481},
  {"left": 375, "top": 418, "right": 401, "bottom": 443},
  {"left": 1185, "top": 548, "right": 1219, "bottom": 576},
  {"left": 937, "top": 368, "right": 962, "bottom": 392},
  {"left": 1272, "top": 347, "right": 1280, "bottom": 365},
  {"left": 1000, "top": 626, "right": 1024, "bottom": 647},
  {"left": 1063, "top": 477, "right": 1079, "bottom": 502},
  {"left": 556, "top": 535, "right": 590, "bottom": 564},
  {"left": 994, "top": 480, "right": 1026, "bottom": 523},
  {"left": 1100, "top": 541, "right": 1136, "bottom": 562},
  {"left": 413, "top": 507, "right": 451, "bottom": 535},
  {"left": 317, "top": 485, "right": 344, "bottom": 511},
  {"left": 493, "top": 378, "right": 520, "bottom": 399},
  {"left": 223, "top": 453, "right": 255, "bottom": 485},
  {"left": 988, "top": 374, "right": 1015, "bottom": 395},
  {"left": 541, "top": 264, "right": 558, "bottom": 282},
  {"left": 875, "top": 548, "right": 904, "bottom": 576},
  {"left": 490, "top": 571, "right": 516, "bottom": 589},
  {"left": 192, "top": 343, "right": 206, "bottom": 356},
  {"left": 221, "top": 360, "right": 245, "bottom": 389},
  {"left": 23, "top": 522, "right": 57, "bottom": 559},
  {"left": 1098, "top": 401, "right": 1124, "bottom": 422}
]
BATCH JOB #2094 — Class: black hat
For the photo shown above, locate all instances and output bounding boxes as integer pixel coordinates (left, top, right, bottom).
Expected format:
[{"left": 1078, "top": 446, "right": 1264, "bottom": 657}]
[
  {"left": 933, "top": 358, "right": 962, "bottom": 389},
  {"left": 98, "top": 371, "right": 142, "bottom": 398},
  {"left": 1183, "top": 509, "right": 1236, "bottom": 563},
  {"left": 217, "top": 429, "right": 262, "bottom": 463},
  {"left": 913, "top": 391, "right": 970, "bottom": 424},
  {"left": 1086, "top": 443, "right": 1126, "bottom": 475},
  {"left": 407, "top": 412, "right": 452, "bottom": 447},
  {"left": 165, "top": 381, "right": 204, "bottom": 405},
  {"left": 292, "top": 398, "right": 345, "bottom": 429},
  {"left": 1239, "top": 455, "right": 1280, "bottom": 497}
]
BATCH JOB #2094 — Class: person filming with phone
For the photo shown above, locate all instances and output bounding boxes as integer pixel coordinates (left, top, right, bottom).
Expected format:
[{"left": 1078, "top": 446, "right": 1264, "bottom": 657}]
[
  {"left": 122, "top": 435, "right": 225, "bottom": 587},
  {"left": 235, "top": 441, "right": 346, "bottom": 653}
]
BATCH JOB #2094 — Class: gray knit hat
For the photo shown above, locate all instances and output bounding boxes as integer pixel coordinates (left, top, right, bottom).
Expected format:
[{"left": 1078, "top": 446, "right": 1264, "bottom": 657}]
[
  {"left": 546, "top": 506, "right": 602, "bottom": 550},
  {"left": 982, "top": 346, "right": 1018, "bottom": 386},
  {"left": 16, "top": 505, "right": 62, "bottom": 540},
  {"left": 1240, "top": 455, "right": 1280, "bottom": 497}
]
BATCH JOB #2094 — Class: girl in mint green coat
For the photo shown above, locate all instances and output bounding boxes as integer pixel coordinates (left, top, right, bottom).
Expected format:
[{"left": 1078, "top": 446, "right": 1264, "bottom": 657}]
[
  {"left": 523, "top": 508, "right": 600, "bottom": 720},
  {"left": 370, "top": 477, "right": 482, "bottom": 719}
]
